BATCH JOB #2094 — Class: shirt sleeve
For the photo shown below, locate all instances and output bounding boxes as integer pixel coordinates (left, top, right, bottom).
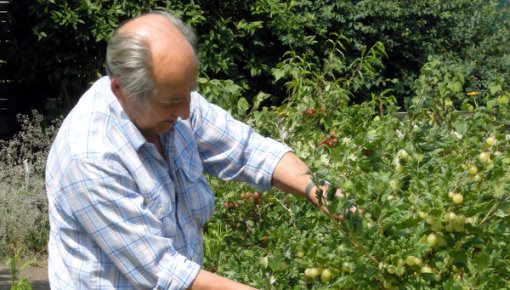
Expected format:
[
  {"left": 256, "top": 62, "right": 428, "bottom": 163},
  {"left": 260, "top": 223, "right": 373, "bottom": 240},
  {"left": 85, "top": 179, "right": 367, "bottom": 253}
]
[
  {"left": 189, "top": 92, "right": 292, "bottom": 190},
  {"left": 58, "top": 158, "right": 200, "bottom": 289}
]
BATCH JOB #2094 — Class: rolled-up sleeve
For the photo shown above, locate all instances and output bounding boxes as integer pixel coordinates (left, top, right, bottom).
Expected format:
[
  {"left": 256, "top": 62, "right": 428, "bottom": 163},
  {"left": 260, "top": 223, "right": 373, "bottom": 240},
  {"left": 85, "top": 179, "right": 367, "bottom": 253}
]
[
  {"left": 189, "top": 92, "right": 292, "bottom": 190},
  {"left": 57, "top": 158, "right": 200, "bottom": 289}
]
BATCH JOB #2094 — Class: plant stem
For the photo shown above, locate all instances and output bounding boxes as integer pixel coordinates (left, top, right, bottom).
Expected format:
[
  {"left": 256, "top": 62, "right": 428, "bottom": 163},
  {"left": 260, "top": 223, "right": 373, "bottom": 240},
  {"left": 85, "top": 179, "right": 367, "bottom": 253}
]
[{"left": 479, "top": 195, "right": 509, "bottom": 226}]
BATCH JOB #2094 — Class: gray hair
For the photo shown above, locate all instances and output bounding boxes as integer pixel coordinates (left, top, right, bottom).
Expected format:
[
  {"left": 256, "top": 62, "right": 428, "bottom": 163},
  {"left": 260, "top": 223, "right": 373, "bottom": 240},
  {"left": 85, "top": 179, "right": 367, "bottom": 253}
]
[{"left": 105, "top": 11, "right": 197, "bottom": 102}]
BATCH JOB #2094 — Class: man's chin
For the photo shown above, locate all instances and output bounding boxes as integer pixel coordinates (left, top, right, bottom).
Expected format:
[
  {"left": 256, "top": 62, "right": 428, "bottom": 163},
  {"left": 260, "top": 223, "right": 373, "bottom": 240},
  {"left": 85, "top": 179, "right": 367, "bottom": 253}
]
[{"left": 158, "top": 121, "right": 175, "bottom": 132}]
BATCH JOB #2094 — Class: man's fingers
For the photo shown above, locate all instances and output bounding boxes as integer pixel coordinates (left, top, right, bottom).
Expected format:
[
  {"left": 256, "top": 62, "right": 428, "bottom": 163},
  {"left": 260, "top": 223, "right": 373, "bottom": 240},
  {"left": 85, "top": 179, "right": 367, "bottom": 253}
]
[
  {"left": 335, "top": 188, "right": 344, "bottom": 197},
  {"left": 319, "top": 203, "right": 363, "bottom": 222},
  {"left": 314, "top": 184, "right": 363, "bottom": 221},
  {"left": 318, "top": 185, "right": 344, "bottom": 197},
  {"left": 321, "top": 209, "right": 344, "bottom": 222}
]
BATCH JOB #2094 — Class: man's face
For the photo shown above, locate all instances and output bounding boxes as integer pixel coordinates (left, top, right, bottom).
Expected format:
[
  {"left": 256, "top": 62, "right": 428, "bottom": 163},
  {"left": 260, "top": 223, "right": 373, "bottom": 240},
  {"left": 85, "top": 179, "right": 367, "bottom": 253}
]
[
  {"left": 112, "top": 13, "right": 198, "bottom": 139},
  {"left": 121, "top": 76, "right": 195, "bottom": 137}
]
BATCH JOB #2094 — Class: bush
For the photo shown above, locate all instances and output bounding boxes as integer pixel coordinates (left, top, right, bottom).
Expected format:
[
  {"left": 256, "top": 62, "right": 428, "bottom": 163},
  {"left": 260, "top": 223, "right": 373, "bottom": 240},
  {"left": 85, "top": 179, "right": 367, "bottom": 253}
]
[
  {"left": 0, "top": 111, "right": 60, "bottom": 256},
  {"left": 6, "top": 0, "right": 510, "bottom": 116},
  {"left": 202, "top": 40, "right": 510, "bottom": 289}
]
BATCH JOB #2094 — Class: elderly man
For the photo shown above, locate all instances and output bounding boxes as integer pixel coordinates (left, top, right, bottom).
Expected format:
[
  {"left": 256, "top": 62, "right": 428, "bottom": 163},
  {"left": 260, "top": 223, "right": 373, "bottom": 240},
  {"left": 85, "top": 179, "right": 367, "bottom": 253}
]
[{"left": 46, "top": 10, "right": 332, "bottom": 289}]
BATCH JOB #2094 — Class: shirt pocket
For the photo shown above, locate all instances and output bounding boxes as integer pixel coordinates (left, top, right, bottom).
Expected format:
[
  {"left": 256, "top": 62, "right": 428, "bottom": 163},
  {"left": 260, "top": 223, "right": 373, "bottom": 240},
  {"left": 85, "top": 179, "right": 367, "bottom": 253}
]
[
  {"left": 175, "top": 144, "right": 214, "bottom": 227},
  {"left": 146, "top": 183, "right": 175, "bottom": 220},
  {"left": 135, "top": 168, "right": 174, "bottom": 222}
]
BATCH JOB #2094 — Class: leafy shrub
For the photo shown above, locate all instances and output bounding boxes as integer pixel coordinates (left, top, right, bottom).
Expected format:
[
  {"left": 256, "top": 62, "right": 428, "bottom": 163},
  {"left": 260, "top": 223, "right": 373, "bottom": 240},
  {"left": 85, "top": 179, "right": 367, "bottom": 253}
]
[
  {"left": 6, "top": 248, "right": 35, "bottom": 290},
  {"left": 1, "top": 2, "right": 509, "bottom": 287},
  {"left": 7, "top": 0, "right": 204, "bottom": 110},
  {"left": 6, "top": 0, "right": 509, "bottom": 117},
  {"left": 203, "top": 40, "right": 510, "bottom": 289},
  {"left": 0, "top": 111, "right": 60, "bottom": 256}
]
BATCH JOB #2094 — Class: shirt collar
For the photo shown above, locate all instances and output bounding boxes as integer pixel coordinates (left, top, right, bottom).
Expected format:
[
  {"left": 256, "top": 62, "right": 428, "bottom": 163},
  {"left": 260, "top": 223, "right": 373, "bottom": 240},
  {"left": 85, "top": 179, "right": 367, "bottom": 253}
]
[{"left": 101, "top": 76, "right": 147, "bottom": 151}]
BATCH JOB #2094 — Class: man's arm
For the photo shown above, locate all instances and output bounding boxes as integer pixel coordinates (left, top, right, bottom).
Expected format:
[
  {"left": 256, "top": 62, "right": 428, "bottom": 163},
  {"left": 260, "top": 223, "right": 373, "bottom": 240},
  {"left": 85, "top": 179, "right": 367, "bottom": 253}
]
[
  {"left": 190, "top": 92, "right": 292, "bottom": 190},
  {"left": 271, "top": 151, "right": 344, "bottom": 220},
  {"left": 271, "top": 151, "right": 318, "bottom": 202},
  {"left": 188, "top": 269, "right": 257, "bottom": 290},
  {"left": 187, "top": 152, "right": 328, "bottom": 290},
  {"left": 55, "top": 159, "right": 202, "bottom": 289}
]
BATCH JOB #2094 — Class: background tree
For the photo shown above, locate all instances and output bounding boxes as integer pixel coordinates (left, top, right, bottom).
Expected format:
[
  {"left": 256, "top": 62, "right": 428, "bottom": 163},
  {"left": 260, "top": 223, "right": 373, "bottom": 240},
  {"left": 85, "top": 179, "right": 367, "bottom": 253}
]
[{"left": 2, "top": 0, "right": 509, "bottom": 136}]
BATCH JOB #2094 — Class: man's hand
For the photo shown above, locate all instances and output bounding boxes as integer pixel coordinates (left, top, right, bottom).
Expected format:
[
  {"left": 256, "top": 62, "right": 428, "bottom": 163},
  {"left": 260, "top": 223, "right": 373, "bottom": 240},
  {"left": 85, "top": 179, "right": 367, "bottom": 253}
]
[
  {"left": 271, "top": 152, "right": 361, "bottom": 221},
  {"left": 307, "top": 182, "right": 362, "bottom": 222}
]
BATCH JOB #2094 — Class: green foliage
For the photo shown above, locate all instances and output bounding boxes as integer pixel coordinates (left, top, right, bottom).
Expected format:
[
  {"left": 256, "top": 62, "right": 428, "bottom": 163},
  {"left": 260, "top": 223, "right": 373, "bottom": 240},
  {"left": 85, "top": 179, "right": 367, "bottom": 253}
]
[
  {"left": 272, "top": 35, "right": 387, "bottom": 106},
  {"left": 0, "top": 112, "right": 60, "bottom": 256},
  {"left": 344, "top": 0, "right": 510, "bottom": 98},
  {"left": 6, "top": 0, "right": 509, "bottom": 115},
  {"left": 1, "top": 2, "right": 510, "bottom": 287},
  {"left": 6, "top": 248, "right": 34, "bottom": 290},
  {"left": 205, "top": 111, "right": 510, "bottom": 288},
  {"left": 202, "top": 38, "right": 510, "bottom": 288},
  {"left": 8, "top": 0, "right": 205, "bottom": 109},
  {"left": 411, "top": 54, "right": 510, "bottom": 115},
  {"left": 197, "top": 78, "right": 249, "bottom": 119}
]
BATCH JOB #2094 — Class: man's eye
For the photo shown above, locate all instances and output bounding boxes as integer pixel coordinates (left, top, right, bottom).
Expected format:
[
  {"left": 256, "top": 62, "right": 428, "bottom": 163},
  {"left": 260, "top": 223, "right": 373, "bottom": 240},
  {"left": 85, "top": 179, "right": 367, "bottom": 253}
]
[{"left": 162, "top": 99, "right": 183, "bottom": 106}]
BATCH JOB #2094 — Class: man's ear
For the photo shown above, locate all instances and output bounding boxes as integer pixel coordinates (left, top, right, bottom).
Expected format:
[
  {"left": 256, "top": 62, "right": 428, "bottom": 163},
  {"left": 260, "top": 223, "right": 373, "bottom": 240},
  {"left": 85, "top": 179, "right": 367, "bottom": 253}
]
[{"left": 111, "top": 78, "right": 126, "bottom": 104}]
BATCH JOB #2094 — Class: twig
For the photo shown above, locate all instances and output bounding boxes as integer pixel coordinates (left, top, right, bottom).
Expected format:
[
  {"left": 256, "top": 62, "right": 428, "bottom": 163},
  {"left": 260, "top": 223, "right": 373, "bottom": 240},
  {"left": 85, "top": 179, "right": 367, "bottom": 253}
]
[{"left": 479, "top": 195, "right": 509, "bottom": 226}]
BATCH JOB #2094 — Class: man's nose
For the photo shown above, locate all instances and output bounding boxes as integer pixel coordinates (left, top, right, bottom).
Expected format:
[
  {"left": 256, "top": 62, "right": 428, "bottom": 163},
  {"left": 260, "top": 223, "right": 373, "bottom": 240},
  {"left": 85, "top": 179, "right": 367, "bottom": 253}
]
[{"left": 175, "top": 100, "right": 190, "bottom": 120}]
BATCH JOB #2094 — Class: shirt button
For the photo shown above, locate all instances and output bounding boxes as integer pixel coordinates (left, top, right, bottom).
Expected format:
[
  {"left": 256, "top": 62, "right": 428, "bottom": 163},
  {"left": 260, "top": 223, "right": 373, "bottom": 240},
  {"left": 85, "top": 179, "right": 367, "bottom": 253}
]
[{"left": 158, "top": 206, "right": 164, "bottom": 216}]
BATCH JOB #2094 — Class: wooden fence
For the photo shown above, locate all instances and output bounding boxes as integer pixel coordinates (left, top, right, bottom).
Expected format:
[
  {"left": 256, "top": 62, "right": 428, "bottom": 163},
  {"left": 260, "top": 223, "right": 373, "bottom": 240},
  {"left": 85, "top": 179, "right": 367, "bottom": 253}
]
[{"left": 0, "top": 0, "right": 13, "bottom": 136}]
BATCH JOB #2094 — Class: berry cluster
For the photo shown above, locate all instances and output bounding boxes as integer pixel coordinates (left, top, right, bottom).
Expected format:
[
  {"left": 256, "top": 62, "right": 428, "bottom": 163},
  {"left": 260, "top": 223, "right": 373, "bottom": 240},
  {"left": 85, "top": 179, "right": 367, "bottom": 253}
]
[
  {"left": 302, "top": 108, "right": 317, "bottom": 115},
  {"left": 318, "top": 131, "right": 338, "bottom": 147},
  {"left": 302, "top": 107, "right": 325, "bottom": 116},
  {"left": 222, "top": 191, "right": 261, "bottom": 209}
]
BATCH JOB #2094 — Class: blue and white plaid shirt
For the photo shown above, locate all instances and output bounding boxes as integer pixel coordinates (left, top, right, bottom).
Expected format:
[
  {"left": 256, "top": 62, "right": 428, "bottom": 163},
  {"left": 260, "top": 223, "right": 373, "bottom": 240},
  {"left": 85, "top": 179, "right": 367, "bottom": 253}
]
[{"left": 46, "top": 76, "right": 291, "bottom": 289}]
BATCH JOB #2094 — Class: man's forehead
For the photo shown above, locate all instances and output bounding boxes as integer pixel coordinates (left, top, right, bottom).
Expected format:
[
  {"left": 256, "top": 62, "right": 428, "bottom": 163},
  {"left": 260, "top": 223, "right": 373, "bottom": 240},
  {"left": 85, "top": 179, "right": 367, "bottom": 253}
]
[{"left": 119, "top": 14, "right": 173, "bottom": 35}]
